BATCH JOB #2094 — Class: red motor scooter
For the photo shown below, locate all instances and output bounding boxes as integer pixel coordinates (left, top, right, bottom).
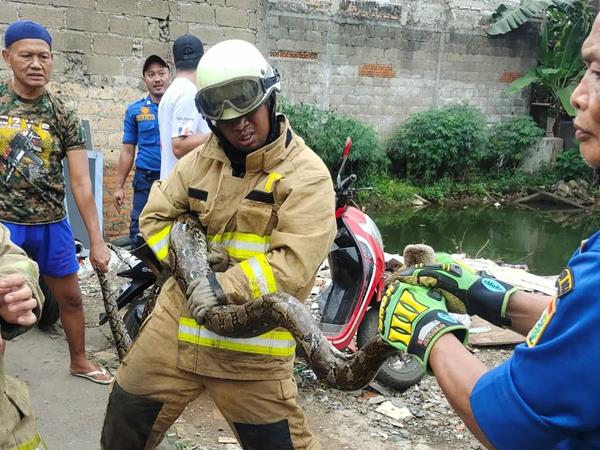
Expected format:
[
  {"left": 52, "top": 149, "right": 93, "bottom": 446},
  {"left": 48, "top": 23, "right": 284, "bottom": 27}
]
[{"left": 316, "top": 138, "right": 423, "bottom": 391}]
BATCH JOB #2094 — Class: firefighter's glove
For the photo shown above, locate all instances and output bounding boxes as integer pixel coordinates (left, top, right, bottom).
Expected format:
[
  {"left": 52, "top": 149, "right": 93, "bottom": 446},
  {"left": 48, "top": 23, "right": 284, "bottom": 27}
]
[
  {"left": 378, "top": 281, "right": 468, "bottom": 373},
  {"left": 395, "top": 253, "right": 517, "bottom": 327},
  {"left": 186, "top": 273, "right": 226, "bottom": 325},
  {"left": 207, "top": 246, "right": 229, "bottom": 272}
]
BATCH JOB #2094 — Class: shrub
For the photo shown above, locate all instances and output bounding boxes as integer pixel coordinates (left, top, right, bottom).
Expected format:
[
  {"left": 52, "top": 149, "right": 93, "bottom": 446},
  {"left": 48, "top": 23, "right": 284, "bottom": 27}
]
[
  {"left": 278, "top": 101, "right": 386, "bottom": 185},
  {"left": 386, "top": 105, "right": 487, "bottom": 183},
  {"left": 358, "top": 174, "right": 417, "bottom": 208},
  {"left": 554, "top": 146, "right": 595, "bottom": 181},
  {"left": 482, "top": 116, "right": 544, "bottom": 171}
]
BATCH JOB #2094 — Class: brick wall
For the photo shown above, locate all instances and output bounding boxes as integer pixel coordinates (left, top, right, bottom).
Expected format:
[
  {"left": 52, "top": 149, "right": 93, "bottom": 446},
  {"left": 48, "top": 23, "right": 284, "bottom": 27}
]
[
  {"left": 103, "top": 160, "right": 134, "bottom": 241},
  {"left": 1, "top": 0, "right": 537, "bottom": 241}
]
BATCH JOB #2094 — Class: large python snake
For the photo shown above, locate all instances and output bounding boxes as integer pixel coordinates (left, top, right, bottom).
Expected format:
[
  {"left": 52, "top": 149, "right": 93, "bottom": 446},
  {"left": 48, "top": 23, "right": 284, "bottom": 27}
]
[
  {"left": 98, "top": 213, "right": 401, "bottom": 390},
  {"left": 169, "top": 213, "right": 398, "bottom": 391}
]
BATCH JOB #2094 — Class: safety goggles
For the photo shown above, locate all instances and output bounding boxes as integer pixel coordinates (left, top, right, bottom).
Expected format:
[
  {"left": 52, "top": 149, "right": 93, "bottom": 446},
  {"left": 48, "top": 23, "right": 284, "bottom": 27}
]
[{"left": 195, "top": 72, "right": 280, "bottom": 120}]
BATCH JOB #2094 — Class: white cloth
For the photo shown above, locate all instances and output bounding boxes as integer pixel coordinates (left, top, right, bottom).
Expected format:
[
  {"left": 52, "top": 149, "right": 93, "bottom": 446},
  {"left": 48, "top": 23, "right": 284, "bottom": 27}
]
[{"left": 158, "top": 77, "right": 209, "bottom": 179}]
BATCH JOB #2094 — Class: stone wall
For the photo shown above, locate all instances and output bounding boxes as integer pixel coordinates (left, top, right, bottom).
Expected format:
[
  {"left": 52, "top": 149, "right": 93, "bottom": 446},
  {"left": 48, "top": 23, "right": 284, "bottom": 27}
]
[{"left": 1, "top": 0, "right": 539, "bottom": 240}]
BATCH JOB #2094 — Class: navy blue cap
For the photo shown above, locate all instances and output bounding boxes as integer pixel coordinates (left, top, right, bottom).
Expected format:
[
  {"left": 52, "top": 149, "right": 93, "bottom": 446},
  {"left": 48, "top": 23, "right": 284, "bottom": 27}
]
[
  {"left": 4, "top": 20, "right": 52, "bottom": 49},
  {"left": 173, "top": 34, "right": 203, "bottom": 71}
]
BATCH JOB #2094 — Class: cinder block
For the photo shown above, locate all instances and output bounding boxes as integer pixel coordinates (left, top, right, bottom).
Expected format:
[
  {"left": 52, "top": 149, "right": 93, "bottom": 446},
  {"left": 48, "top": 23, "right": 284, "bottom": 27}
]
[
  {"left": 178, "top": 3, "right": 215, "bottom": 24},
  {"left": 188, "top": 24, "right": 225, "bottom": 46},
  {"left": 140, "top": 0, "right": 170, "bottom": 19},
  {"left": 215, "top": 7, "right": 248, "bottom": 28},
  {"left": 85, "top": 55, "right": 122, "bottom": 76},
  {"left": 142, "top": 40, "right": 170, "bottom": 58},
  {"left": 19, "top": 4, "right": 65, "bottom": 29},
  {"left": 51, "top": 0, "right": 94, "bottom": 8},
  {"left": 97, "top": 0, "right": 138, "bottom": 15},
  {"left": 1, "top": 2, "right": 19, "bottom": 24},
  {"left": 110, "top": 16, "right": 150, "bottom": 38},
  {"left": 93, "top": 35, "right": 134, "bottom": 56},
  {"left": 221, "top": 27, "right": 256, "bottom": 43},
  {"left": 248, "top": 12, "right": 257, "bottom": 29},
  {"left": 225, "top": 0, "right": 257, "bottom": 9},
  {"left": 67, "top": 10, "right": 109, "bottom": 32},
  {"left": 169, "top": 22, "right": 191, "bottom": 40},
  {"left": 53, "top": 30, "right": 92, "bottom": 53}
]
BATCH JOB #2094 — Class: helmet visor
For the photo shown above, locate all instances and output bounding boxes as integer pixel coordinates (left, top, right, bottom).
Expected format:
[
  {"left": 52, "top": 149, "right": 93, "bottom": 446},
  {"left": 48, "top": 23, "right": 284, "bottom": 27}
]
[{"left": 196, "top": 78, "right": 263, "bottom": 120}]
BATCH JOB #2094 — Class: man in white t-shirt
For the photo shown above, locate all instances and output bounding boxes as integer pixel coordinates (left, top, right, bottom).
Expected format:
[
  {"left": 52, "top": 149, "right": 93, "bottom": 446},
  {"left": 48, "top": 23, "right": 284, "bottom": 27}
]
[{"left": 158, "top": 34, "right": 210, "bottom": 179}]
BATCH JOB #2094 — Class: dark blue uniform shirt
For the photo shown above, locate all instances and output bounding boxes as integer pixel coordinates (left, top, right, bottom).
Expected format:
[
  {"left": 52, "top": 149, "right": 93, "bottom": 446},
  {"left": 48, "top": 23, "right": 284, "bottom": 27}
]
[
  {"left": 471, "top": 230, "right": 600, "bottom": 449},
  {"left": 122, "top": 95, "right": 160, "bottom": 172}
]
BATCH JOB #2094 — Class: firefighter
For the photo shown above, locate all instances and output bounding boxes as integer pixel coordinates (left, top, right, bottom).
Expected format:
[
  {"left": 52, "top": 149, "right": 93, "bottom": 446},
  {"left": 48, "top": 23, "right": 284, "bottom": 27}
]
[
  {"left": 0, "top": 223, "right": 45, "bottom": 450},
  {"left": 101, "top": 39, "right": 336, "bottom": 450}
]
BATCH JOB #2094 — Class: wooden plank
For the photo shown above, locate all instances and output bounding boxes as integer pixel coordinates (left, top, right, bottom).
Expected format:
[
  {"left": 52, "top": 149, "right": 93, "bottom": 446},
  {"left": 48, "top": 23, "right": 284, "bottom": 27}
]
[{"left": 469, "top": 316, "right": 525, "bottom": 347}]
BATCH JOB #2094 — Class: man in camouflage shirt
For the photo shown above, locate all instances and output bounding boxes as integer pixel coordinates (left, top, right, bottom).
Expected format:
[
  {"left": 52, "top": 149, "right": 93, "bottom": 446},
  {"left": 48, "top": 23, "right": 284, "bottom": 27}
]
[{"left": 0, "top": 20, "right": 112, "bottom": 384}]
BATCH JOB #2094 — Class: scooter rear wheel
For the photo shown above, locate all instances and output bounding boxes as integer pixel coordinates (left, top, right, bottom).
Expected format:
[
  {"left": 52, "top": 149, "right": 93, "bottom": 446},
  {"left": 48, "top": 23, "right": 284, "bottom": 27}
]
[{"left": 356, "top": 308, "right": 424, "bottom": 392}]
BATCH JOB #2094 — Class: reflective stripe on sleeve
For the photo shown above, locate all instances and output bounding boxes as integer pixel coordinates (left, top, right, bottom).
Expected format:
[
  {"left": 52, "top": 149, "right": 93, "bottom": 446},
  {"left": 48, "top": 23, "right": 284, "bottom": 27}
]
[
  {"left": 146, "top": 224, "right": 172, "bottom": 261},
  {"left": 13, "top": 433, "right": 46, "bottom": 450},
  {"left": 208, "top": 232, "right": 270, "bottom": 261},
  {"left": 178, "top": 317, "right": 295, "bottom": 357},
  {"left": 264, "top": 172, "right": 282, "bottom": 193},
  {"left": 239, "top": 254, "right": 277, "bottom": 298}
]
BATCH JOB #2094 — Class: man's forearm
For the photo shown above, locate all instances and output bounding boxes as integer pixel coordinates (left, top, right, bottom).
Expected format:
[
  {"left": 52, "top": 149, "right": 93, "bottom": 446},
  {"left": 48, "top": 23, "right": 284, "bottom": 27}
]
[
  {"left": 172, "top": 132, "right": 210, "bottom": 158},
  {"left": 67, "top": 151, "right": 104, "bottom": 244},
  {"left": 429, "top": 334, "right": 494, "bottom": 449},
  {"left": 71, "top": 181, "right": 103, "bottom": 243},
  {"left": 116, "top": 144, "right": 136, "bottom": 188},
  {"left": 505, "top": 291, "right": 551, "bottom": 336}
]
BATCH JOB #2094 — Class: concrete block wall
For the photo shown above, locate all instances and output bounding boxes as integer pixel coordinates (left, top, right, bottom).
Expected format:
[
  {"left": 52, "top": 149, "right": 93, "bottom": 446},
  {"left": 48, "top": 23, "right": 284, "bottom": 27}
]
[
  {"left": 1, "top": 0, "right": 259, "bottom": 240},
  {"left": 263, "top": 0, "right": 537, "bottom": 135},
  {"left": 1, "top": 0, "right": 538, "bottom": 239}
]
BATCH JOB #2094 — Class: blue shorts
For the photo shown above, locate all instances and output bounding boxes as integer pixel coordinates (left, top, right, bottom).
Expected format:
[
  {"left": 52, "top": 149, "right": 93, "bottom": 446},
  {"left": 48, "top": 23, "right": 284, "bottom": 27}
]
[{"left": 2, "top": 218, "right": 79, "bottom": 277}]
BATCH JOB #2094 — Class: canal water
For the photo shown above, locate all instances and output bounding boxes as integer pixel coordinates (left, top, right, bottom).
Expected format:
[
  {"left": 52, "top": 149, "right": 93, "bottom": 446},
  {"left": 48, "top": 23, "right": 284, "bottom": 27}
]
[{"left": 372, "top": 205, "right": 600, "bottom": 276}]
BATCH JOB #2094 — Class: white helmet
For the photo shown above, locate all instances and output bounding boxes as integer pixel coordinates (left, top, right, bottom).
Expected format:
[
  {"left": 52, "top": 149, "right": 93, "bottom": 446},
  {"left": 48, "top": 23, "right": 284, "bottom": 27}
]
[{"left": 195, "top": 40, "right": 281, "bottom": 121}]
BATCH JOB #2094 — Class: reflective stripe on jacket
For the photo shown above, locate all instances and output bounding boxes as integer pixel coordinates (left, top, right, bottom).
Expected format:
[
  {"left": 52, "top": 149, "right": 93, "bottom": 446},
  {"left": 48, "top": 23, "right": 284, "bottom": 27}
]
[{"left": 140, "top": 115, "right": 336, "bottom": 379}]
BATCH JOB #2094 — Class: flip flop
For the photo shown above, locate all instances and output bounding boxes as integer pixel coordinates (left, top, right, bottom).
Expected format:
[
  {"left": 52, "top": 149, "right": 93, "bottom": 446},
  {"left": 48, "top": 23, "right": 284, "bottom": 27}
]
[{"left": 70, "top": 366, "right": 114, "bottom": 385}]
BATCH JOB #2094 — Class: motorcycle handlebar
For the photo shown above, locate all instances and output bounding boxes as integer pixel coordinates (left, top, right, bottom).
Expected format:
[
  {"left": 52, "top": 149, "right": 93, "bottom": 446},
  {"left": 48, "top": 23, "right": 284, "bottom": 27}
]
[{"left": 338, "top": 174, "right": 357, "bottom": 191}]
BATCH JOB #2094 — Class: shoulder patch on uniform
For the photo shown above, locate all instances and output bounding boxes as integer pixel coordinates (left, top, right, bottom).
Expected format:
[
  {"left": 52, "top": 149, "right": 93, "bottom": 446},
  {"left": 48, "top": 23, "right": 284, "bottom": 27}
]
[
  {"left": 526, "top": 297, "right": 557, "bottom": 347},
  {"left": 556, "top": 268, "right": 574, "bottom": 297}
]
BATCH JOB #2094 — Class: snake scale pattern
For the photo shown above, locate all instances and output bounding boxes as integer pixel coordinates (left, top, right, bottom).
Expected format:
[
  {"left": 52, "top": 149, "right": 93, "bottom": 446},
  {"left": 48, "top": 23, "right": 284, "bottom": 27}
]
[
  {"left": 95, "top": 269, "right": 132, "bottom": 361},
  {"left": 169, "top": 213, "right": 398, "bottom": 391}
]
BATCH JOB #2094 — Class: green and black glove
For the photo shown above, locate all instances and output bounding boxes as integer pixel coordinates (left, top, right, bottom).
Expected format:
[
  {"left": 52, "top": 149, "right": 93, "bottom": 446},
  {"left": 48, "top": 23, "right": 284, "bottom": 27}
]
[
  {"left": 378, "top": 281, "right": 468, "bottom": 372},
  {"left": 396, "top": 253, "right": 518, "bottom": 327}
]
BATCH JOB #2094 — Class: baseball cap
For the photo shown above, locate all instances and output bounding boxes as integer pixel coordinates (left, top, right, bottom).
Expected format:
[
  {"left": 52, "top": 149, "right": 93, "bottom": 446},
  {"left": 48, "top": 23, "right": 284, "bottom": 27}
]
[
  {"left": 172, "top": 34, "right": 204, "bottom": 71},
  {"left": 142, "top": 55, "right": 169, "bottom": 75}
]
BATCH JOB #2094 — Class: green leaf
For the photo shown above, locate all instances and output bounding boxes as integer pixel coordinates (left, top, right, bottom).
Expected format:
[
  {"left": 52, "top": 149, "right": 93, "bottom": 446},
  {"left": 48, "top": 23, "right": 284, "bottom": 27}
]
[
  {"left": 486, "top": 0, "right": 576, "bottom": 36},
  {"left": 556, "top": 84, "right": 577, "bottom": 116},
  {"left": 507, "top": 69, "right": 540, "bottom": 93}
]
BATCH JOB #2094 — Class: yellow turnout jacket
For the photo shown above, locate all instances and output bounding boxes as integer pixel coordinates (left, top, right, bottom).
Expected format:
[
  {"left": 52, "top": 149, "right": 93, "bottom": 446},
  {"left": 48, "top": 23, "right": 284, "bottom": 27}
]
[{"left": 140, "top": 116, "right": 336, "bottom": 379}]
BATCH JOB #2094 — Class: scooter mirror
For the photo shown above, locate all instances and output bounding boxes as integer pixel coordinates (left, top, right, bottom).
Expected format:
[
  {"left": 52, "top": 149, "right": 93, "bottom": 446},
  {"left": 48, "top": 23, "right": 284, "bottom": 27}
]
[{"left": 337, "top": 137, "right": 353, "bottom": 187}]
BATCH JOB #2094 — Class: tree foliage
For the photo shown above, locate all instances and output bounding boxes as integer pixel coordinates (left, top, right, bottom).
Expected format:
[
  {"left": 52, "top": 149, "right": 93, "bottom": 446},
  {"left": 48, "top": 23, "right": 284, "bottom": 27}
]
[{"left": 279, "top": 100, "right": 386, "bottom": 184}]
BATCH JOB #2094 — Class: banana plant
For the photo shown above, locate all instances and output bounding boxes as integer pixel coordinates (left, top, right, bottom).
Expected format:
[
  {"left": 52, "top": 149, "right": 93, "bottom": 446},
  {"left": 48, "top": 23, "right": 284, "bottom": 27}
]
[
  {"left": 487, "top": 0, "right": 576, "bottom": 36},
  {"left": 507, "top": 0, "right": 595, "bottom": 118}
]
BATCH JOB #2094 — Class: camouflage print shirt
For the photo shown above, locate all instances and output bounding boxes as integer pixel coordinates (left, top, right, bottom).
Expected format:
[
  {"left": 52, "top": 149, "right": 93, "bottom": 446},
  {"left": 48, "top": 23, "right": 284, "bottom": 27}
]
[{"left": 0, "top": 80, "right": 85, "bottom": 224}]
